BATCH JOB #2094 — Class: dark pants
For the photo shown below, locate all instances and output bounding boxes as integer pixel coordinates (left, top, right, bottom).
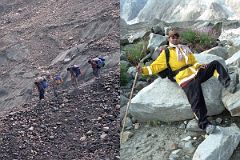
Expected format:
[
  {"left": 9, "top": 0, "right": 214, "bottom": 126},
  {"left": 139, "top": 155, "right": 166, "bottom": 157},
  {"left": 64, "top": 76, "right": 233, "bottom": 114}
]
[
  {"left": 182, "top": 60, "right": 230, "bottom": 130},
  {"left": 93, "top": 67, "right": 100, "bottom": 77},
  {"left": 39, "top": 88, "right": 45, "bottom": 100}
]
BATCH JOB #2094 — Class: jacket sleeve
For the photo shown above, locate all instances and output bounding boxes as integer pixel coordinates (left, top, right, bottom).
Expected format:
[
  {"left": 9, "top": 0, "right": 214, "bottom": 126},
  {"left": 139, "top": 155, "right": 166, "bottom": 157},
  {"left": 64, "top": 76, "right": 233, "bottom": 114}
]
[
  {"left": 188, "top": 53, "right": 201, "bottom": 69},
  {"left": 142, "top": 50, "right": 167, "bottom": 75}
]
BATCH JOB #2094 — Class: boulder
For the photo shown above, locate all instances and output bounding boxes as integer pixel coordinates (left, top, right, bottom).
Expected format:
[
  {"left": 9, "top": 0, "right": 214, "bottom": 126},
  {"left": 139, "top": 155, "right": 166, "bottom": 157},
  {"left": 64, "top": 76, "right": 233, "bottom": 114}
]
[
  {"left": 186, "top": 119, "right": 203, "bottom": 132},
  {"left": 127, "top": 67, "right": 137, "bottom": 79},
  {"left": 222, "top": 86, "right": 240, "bottom": 116},
  {"left": 225, "top": 50, "right": 240, "bottom": 66},
  {"left": 200, "top": 46, "right": 228, "bottom": 60},
  {"left": 193, "top": 124, "right": 240, "bottom": 160},
  {"left": 120, "top": 95, "right": 128, "bottom": 107},
  {"left": 147, "top": 33, "right": 166, "bottom": 51}
]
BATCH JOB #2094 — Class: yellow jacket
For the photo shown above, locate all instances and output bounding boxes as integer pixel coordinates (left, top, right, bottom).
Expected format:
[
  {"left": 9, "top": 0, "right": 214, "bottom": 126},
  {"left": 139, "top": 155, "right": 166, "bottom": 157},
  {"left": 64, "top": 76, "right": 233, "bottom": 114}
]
[{"left": 142, "top": 47, "right": 202, "bottom": 86}]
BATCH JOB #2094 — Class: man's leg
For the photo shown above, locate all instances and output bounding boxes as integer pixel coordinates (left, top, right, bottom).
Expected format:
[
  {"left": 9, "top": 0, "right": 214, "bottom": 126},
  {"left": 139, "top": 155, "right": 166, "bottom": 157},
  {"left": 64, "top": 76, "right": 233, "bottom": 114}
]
[
  {"left": 39, "top": 89, "right": 45, "bottom": 100},
  {"left": 198, "top": 60, "right": 238, "bottom": 93},
  {"left": 198, "top": 60, "right": 230, "bottom": 86},
  {"left": 53, "top": 85, "right": 58, "bottom": 97},
  {"left": 182, "top": 79, "right": 210, "bottom": 130}
]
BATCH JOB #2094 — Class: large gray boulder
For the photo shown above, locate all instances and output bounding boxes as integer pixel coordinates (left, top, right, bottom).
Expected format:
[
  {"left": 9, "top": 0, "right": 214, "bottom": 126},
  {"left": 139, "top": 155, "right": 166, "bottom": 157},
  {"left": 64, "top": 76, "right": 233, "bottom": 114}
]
[
  {"left": 147, "top": 33, "right": 166, "bottom": 51},
  {"left": 129, "top": 54, "right": 226, "bottom": 122},
  {"left": 130, "top": 78, "right": 224, "bottom": 122},
  {"left": 200, "top": 46, "right": 228, "bottom": 60},
  {"left": 222, "top": 87, "right": 240, "bottom": 116},
  {"left": 193, "top": 124, "right": 240, "bottom": 160},
  {"left": 231, "top": 37, "right": 240, "bottom": 48},
  {"left": 225, "top": 50, "right": 240, "bottom": 66}
]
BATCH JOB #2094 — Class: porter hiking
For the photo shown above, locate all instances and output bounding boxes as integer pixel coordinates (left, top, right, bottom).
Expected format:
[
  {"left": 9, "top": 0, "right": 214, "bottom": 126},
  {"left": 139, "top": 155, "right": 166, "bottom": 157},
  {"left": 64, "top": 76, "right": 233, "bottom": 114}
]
[
  {"left": 88, "top": 57, "right": 105, "bottom": 79},
  {"left": 67, "top": 65, "right": 81, "bottom": 86},
  {"left": 137, "top": 28, "right": 239, "bottom": 135},
  {"left": 34, "top": 77, "right": 48, "bottom": 101},
  {"left": 53, "top": 74, "right": 63, "bottom": 97}
]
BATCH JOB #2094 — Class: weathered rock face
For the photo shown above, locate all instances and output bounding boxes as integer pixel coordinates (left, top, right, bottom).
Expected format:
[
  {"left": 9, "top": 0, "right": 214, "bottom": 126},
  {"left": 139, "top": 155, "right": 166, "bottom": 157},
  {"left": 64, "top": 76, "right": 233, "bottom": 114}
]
[
  {"left": 147, "top": 33, "right": 167, "bottom": 51},
  {"left": 130, "top": 77, "right": 224, "bottom": 122},
  {"left": 121, "top": 0, "right": 240, "bottom": 24},
  {"left": 129, "top": 54, "right": 226, "bottom": 122},
  {"left": 193, "top": 124, "right": 240, "bottom": 160},
  {"left": 120, "top": 0, "right": 147, "bottom": 22},
  {"left": 225, "top": 50, "right": 240, "bottom": 66},
  {"left": 201, "top": 46, "right": 228, "bottom": 60},
  {"left": 222, "top": 87, "right": 240, "bottom": 116}
]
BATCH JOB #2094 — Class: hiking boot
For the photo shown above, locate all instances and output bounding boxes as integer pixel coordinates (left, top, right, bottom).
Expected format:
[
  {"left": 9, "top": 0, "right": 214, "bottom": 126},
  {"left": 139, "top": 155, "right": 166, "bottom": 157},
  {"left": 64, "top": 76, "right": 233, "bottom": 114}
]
[
  {"left": 205, "top": 124, "right": 216, "bottom": 134},
  {"left": 225, "top": 73, "right": 239, "bottom": 93}
]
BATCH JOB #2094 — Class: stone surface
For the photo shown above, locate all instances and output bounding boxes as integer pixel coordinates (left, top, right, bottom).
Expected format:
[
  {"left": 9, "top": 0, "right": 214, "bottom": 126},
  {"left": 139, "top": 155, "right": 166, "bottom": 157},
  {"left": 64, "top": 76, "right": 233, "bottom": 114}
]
[
  {"left": 193, "top": 124, "right": 240, "bottom": 160},
  {"left": 222, "top": 87, "right": 240, "bottom": 116},
  {"left": 147, "top": 33, "right": 166, "bottom": 51},
  {"left": 200, "top": 46, "right": 228, "bottom": 60}
]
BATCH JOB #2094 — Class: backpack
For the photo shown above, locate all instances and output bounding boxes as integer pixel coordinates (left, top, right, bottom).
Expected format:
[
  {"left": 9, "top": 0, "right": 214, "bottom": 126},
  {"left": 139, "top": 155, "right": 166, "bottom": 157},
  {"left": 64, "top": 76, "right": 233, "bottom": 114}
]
[
  {"left": 158, "top": 48, "right": 192, "bottom": 82},
  {"left": 40, "top": 79, "right": 48, "bottom": 89},
  {"left": 54, "top": 75, "right": 63, "bottom": 84},
  {"left": 94, "top": 57, "right": 105, "bottom": 68},
  {"left": 72, "top": 65, "right": 81, "bottom": 77}
]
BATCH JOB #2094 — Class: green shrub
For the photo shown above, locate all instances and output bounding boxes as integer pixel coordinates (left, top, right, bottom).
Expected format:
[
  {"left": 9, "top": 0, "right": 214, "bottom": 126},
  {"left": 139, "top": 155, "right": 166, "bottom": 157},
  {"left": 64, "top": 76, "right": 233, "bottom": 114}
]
[
  {"left": 123, "top": 41, "right": 146, "bottom": 65},
  {"left": 180, "top": 29, "right": 215, "bottom": 52},
  {"left": 180, "top": 30, "right": 198, "bottom": 44},
  {"left": 199, "top": 33, "right": 214, "bottom": 46},
  {"left": 120, "top": 63, "right": 129, "bottom": 86},
  {"left": 146, "top": 120, "right": 161, "bottom": 126}
]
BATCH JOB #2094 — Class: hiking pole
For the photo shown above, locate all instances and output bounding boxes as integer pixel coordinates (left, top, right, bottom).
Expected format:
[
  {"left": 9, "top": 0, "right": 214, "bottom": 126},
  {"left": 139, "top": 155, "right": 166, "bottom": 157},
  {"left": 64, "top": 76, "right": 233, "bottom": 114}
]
[{"left": 120, "top": 53, "right": 150, "bottom": 143}]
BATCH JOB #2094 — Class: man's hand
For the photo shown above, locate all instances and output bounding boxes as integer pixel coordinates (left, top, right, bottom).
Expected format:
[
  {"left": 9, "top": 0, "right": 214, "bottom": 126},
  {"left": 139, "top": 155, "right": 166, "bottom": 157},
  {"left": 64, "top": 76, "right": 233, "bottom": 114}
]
[
  {"left": 200, "top": 64, "right": 208, "bottom": 69},
  {"left": 136, "top": 63, "right": 142, "bottom": 73}
]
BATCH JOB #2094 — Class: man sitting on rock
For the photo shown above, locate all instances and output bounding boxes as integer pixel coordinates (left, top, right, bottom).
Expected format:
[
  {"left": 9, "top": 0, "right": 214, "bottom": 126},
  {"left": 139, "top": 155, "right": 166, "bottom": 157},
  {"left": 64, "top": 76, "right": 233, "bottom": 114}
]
[{"left": 137, "top": 28, "right": 239, "bottom": 134}]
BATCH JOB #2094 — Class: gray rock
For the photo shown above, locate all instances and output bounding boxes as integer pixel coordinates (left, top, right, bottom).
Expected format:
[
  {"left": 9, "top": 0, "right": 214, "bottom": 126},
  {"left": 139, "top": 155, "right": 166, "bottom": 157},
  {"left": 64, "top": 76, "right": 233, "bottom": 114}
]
[
  {"left": 231, "top": 37, "right": 240, "bottom": 48},
  {"left": 183, "top": 141, "right": 196, "bottom": 154},
  {"left": 193, "top": 124, "right": 240, "bottom": 160},
  {"left": 200, "top": 46, "right": 228, "bottom": 60},
  {"left": 130, "top": 78, "right": 224, "bottom": 122},
  {"left": 135, "top": 81, "right": 148, "bottom": 91},
  {"left": 122, "top": 117, "right": 133, "bottom": 130},
  {"left": 151, "top": 25, "right": 165, "bottom": 35},
  {"left": 222, "top": 87, "right": 240, "bottom": 116},
  {"left": 121, "top": 131, "right": 134, "bottom": 143},
  {"left": 147, "top": 33, "right": 167, "bottom": 51},
  {"left": 186, "top": 119, "right": 203, "bottom": 132},
  {"left": 215, "top": 118, "right": 222, "bottom": 124},
  {"left": 127, "top": 67, "right": 136, "bottom": 79},
  {"left": 120, "top": 105, "right": 127, "bottom": 122},
  {"left": 120, "top": 95, "right": 128, "bottom": 107},
  {"left": 225, "top": 50, "right": 240, "bottom": 66}
]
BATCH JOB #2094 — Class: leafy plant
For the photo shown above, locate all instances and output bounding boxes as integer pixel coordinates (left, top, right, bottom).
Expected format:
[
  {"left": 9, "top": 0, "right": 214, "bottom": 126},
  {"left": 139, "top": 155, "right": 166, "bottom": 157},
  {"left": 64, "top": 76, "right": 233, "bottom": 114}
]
[
  {"left": 147, "top": 120, "right": 161, "bottom": 127},
  {"left": 180, "top": 29, "right": 215, "bottom": 52},
  {"left": 123, "top": 41, "right": 146, "bottom": 65}
]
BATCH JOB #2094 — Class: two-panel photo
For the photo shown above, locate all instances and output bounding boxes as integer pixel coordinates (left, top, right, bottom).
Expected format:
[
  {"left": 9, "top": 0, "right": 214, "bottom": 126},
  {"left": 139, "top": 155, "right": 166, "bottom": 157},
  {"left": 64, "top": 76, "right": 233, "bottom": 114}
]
[{"left": 0, "top": 0, "right": 239, "bottom": 159}]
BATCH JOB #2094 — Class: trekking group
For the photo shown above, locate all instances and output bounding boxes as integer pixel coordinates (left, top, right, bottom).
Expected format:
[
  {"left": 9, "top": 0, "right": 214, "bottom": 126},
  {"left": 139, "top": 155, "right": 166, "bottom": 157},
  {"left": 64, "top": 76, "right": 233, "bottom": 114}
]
[{"left": 34, "top": 57, "right": 105, "bottom": 102}]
